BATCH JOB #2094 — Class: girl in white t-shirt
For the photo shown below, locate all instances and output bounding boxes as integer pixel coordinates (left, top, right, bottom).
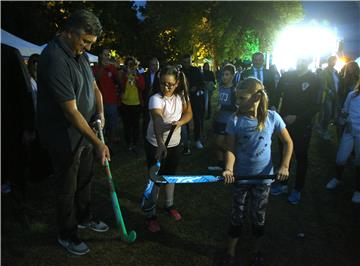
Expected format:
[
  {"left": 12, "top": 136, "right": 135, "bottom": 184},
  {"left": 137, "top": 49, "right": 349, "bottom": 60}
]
[{"left": 142, "top": 65, "right": 193, "bottom": 232}]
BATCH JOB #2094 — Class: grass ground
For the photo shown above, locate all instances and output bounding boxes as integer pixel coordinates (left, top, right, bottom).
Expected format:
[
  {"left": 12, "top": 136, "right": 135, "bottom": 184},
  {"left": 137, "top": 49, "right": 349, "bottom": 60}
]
[{"left": 2, "top": 111, "right": 360, "bottom": 266}]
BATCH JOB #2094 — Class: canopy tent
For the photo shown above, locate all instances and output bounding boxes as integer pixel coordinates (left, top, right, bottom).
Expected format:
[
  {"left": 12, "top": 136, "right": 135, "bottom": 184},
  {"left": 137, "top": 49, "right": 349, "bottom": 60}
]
[
  {"left": 1, "top": 28, "right": 42, "bottom": 57},
  {"left": 1, "top": 29, "right": 98, "bottom": 63}
]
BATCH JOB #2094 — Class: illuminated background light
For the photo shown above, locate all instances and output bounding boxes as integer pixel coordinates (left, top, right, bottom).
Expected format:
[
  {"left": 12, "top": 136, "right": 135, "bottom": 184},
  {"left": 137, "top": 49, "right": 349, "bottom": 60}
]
[{"left": 272, "top": 23, "right": 339, "bottom": 72}]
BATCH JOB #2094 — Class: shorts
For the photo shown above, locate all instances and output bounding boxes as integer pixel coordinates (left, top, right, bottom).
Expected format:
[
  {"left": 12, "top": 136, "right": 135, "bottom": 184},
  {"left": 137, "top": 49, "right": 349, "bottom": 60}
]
[{"left": 213, "top": 121, "right": 227, "bottom": 135}]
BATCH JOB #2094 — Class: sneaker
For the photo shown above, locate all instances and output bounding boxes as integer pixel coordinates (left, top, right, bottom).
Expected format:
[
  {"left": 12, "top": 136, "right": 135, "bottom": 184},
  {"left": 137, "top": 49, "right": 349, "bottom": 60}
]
[
  {"left": 147, "top": 217, "right": 161, "bottom": 233},
  {"left": 207, "top": 165, "right": 224, "bottom": 171},
  {"left": 351, "top": 191, "right": 360, "bottom": 204},
  {"left": 183, "top": 147, "right": 191, "bottom": 156},
  {"left": 195, "top": 140, "right": 204, "bottom": 149},
  {"left": 165, "top": 206, "right": 182, "bottom": 221},
  {"left": 57, "top": 236, "right": 89, "bottom": 256},
  {"left": 326, "top": 178, "right": 342, "bottom": 190},
  {"left": 288, "top": 190, "right": 301, "bottom": 204},
  {"left": 251, "top": 251, "right": 265, "bottom": 266},
  {"left": 270, "top": 184, "right": 288, "bottom": 196},
  {"left": 78, "top": 220, "right": 109, "bottom": 232},
  {"left": 222, "top": 253, "right": 236, "bottom": 266}
]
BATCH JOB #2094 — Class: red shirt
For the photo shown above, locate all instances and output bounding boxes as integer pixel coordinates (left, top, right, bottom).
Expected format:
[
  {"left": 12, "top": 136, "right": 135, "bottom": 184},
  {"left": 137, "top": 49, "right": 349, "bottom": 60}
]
[{"left": 93, "top": 64, "right": 119, "bottom": 104}]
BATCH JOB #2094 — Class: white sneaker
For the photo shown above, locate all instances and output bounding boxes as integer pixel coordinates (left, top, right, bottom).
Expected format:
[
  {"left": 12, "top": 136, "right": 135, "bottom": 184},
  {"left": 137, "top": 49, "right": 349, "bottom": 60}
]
[
  {"left": 325, "top": 178, "right": 341, "bottom": 190},
  {"left": 195, "top": 141, "right": 204, "bottom": 149},
  {"left": 351, "top": 191, "right": 360, "bottom": 203},
  {"left": 207, "top": 165, "right": 223, "bottom": 171}
]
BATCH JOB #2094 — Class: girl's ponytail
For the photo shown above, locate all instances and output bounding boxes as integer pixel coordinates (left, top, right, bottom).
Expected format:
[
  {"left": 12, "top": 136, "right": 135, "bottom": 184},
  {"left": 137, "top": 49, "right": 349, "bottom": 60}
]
[
  {"left": 178, "top": 70, "right": 190, "bottom": 108},
  {"left": 256, "top": 89, "right": 269, "bottom": 131}
]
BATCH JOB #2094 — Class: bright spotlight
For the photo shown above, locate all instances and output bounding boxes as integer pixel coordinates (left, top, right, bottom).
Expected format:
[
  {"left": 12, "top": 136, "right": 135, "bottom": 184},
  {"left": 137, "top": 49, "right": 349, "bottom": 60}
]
[{"left": 272, "top": 23, "right": 338, "bottom": 72}]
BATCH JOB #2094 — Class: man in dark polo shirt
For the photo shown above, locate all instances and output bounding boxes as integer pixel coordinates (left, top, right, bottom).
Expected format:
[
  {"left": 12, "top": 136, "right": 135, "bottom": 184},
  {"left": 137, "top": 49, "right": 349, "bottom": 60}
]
[
  {"left": 37, "top": 9, "right": 110, "bottom": 256},
  {"left": 270, "top": 56, "right": 321, "bottom": 205}
]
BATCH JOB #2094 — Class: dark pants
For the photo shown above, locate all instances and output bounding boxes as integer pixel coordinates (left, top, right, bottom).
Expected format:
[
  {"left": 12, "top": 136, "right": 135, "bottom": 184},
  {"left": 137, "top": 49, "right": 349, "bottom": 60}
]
[
  {"left": 279, "top": 124, "right": 312, "bottom": 191},
  {"left": 144, "top": 141, "right": 180, "bottom": 174},
  {"left": 49, "top": 144, "right": 94, "bottom": 239},
  {"left": 120, "top": 104, "right": 142, "bottom": 147},
  {"left": 142, "top": 109, "right": 150, "bottom": 143},
  {"left": 142, "top": 141, "right": 180, "bottom": 216},
  {"left": 190, "top": 93, "right": 205, "bottom": 141},
  {"left": 3, "top": 130, "right": 28, "bottom": 211}
]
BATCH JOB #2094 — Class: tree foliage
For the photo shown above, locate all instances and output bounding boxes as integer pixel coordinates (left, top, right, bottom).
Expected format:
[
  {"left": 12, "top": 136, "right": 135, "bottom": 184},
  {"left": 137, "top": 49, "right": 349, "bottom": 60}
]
[
  {"left": 1, "top": 1, "right": 303, "bottom": 66},
  {"left": 141, "top": 1, "right": 304, "bottom": 65}
]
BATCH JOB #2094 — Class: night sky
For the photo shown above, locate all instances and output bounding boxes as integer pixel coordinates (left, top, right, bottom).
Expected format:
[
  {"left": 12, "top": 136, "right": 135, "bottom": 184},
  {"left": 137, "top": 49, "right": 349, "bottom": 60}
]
[{"left": 302, "top": 1, "right": 360, "bottom": 59}]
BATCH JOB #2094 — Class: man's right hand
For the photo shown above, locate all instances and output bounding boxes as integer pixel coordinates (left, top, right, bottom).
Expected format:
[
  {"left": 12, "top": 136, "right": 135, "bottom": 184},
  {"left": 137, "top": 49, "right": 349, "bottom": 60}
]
[{"left": 95, "top": 142, "right": 111, "bottom": 165}]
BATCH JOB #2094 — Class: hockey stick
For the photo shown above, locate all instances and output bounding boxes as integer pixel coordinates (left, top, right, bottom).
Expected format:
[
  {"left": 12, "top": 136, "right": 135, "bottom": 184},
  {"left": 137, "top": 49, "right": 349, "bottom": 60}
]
[
  {"left": 142, "top": 125, "right": 177, "bottom": 201},
  {"left": 150, "top": 174, "right": 276, "bottom": 185},
  {"left": 95, "top": 120, "right": 136, "bottom": 243}
]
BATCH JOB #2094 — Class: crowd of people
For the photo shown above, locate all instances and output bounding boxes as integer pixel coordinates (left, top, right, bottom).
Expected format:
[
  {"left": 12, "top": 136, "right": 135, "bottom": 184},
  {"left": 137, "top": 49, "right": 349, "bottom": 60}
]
[{"left": 2, "top": 9, "right": 360, "bottom": 265}]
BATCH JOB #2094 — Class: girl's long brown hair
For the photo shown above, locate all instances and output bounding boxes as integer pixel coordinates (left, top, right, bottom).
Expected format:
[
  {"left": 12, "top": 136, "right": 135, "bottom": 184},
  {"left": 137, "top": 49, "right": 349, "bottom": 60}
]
[{"left": 236, "top": 77, "right": 269, "bottom": 131}]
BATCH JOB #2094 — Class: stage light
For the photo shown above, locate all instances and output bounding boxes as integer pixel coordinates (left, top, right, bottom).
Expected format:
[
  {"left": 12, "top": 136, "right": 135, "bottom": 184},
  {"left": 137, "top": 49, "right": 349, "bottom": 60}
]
[{"left": 272, "top": 23, "right": 338, "bottom": 72}]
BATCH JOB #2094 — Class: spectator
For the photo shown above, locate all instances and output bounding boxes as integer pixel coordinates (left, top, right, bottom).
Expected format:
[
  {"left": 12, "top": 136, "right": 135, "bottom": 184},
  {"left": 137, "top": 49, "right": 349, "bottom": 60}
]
[
  {"left": 119, "top": 56, "right": 145, "bottom": 152},
  {"left": 27, "top": 54, "right": 53, "bottom": 183},
  {"left": 318, "top": 56, "right": 340, "bottom": 141},
  {"left": 270, "top": 56, "right": 321, "bottom": 204},
  {"left": 2, "top": 44, "right": 34, "bottom": 226},
  {"left": 142, "top": 57, "right": 160, "bottom": 141},
  {"left": 202, "top": 62, "right": 216, "bottom": 119},
  {"left": 181, "top": 54, "right": 206, "bottom": 151},
  {"left": 93, "top": 48, "right": 122, "bottom": 148},
  {"left": 241, "top": 52, "right": 277, "bottom": 110},
  {"left": 208, "top": 64, "right": 237, "bottom": 172},
  {"left": 325, "top": 79, "right": 360, "bottom": 203}
]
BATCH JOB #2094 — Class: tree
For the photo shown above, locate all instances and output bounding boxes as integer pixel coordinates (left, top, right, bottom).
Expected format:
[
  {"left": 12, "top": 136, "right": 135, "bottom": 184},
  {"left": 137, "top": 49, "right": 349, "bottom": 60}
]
[
  {"left": 1, "top": 1, "right": 142, "bottom": 59},
  {"left": 140, "top": 1, "right": 304, "bottom": 66}
]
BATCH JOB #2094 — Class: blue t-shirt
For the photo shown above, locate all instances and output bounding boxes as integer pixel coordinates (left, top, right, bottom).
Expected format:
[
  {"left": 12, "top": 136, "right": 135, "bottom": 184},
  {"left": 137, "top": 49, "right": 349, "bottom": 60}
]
[
  {"left": 216, "top": 86, "right": 237, "bottom": 124},
  {"left": 225, "top": 110, "right": 286, "bottom": 184}
]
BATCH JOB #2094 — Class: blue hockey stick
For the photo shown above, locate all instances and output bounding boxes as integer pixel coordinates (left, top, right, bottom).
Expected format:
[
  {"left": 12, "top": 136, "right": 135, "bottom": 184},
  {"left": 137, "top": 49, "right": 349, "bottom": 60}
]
[
  {"left": 151, "top": 174, "right": 277, "bottom": 184},
  {"left": 142, "top": 125, "right": 177, "bottom": 201}
]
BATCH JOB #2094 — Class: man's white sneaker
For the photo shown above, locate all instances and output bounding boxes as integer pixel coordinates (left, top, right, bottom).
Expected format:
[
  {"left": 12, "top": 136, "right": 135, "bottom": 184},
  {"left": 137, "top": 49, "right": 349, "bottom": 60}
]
[
  {"left": 78, "top": 220, "right": 109, "bottom": 232},
  {"left": 57, "top": 236, "right": 89, "bottom": 256},
  {"left": 195, "top": 141, "right": 204, "bottom": 149},
  {"left": 325, "top": 178, "right": 341, "bottom": 190},
  {"left": 351, "top": 191, "right": 360, "bottom": 204}
]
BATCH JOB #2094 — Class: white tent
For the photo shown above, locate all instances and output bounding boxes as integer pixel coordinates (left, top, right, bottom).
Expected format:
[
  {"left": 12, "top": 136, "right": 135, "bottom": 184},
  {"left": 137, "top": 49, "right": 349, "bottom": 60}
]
[
  {"left": 1, "top": 28, "right": 42, "bottom": 57},
  {"left": 1, "top": 29, "right": 98, "bottom": 63}
]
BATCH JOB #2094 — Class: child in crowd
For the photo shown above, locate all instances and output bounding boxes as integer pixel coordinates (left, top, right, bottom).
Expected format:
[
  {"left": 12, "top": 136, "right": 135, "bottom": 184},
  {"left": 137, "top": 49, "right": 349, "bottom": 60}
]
[
  {"left": 208, "top": 64, "right": 238, "bottom": 171},
  {"left": 221, "top": 78, "right": 293, "bottom": 265},
  {"left": 141, "top": 65, "right": 193, "bottom": 232},
  {"left": 326, "top": 79, "right": 360, "bottom": 203}
]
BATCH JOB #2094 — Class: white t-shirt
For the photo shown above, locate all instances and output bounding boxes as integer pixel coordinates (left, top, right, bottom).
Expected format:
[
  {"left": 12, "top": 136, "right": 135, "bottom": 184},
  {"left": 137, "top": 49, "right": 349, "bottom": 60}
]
[{"left": 146, "top": 93, "right": 184, "bottom": 147}]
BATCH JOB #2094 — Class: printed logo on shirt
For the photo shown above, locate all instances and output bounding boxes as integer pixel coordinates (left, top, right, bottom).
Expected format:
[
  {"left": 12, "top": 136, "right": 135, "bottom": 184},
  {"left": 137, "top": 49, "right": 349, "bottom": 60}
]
[
  {"left": 219, "top": 93, "right": 229, "bottom": 102},
  {"left": 108, "top": 71, "right": 113, "bottom": 78},
  {"left": 301, "top": 82, "right": 310, "bottom": 91}
]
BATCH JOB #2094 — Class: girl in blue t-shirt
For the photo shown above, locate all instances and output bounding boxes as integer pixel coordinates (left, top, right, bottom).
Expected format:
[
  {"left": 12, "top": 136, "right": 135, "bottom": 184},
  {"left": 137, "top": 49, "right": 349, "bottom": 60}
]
[
  {"left": 221, "top": 77, "right": 293, "bottom": 265},
  {"left": 208, "top": 64, "right": 238, "bottom": 171}
]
